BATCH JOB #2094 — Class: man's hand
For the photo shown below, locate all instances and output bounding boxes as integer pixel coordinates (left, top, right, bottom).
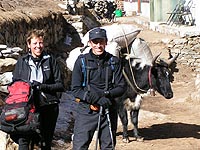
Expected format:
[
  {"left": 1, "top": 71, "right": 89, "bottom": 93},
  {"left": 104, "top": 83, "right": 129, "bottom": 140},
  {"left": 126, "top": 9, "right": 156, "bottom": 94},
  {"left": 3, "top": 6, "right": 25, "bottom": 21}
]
[
  {"left": 86, "top": 92, "right": 100, "bottom": 104},
  {"left": 97, "top": 97, "right": 112, "bottom": 109},
  {"left": 103, "top": 90, "right": 110, "bottom": 98},
  {"left": 31, "top": 80, "right": 41, "bottom": 90}
]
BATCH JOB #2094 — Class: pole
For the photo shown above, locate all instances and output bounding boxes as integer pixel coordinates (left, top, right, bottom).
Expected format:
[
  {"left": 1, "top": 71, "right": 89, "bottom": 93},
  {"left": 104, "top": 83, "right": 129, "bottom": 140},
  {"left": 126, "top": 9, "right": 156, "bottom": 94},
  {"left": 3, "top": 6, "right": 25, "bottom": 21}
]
[
  {"left": 105, "top": 108, "right": 115, "bottom": 150},
  {"left": 95, "top": 106, "right": 103, "bottom": 150}
]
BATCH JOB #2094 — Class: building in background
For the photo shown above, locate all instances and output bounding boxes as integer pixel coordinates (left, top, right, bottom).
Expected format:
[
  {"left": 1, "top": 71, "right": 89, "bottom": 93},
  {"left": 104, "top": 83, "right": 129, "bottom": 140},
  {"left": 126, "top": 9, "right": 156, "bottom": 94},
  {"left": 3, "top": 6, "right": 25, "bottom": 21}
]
[{"left": 120, "top": 0, "right": 198, "bottom": 26}]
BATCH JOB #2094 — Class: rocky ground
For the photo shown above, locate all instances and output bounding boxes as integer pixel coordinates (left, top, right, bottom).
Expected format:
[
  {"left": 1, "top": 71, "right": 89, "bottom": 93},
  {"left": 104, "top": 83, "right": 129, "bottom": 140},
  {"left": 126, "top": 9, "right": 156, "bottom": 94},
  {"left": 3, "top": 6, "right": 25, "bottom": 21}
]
[{"left": 1, "top": 0, "right": 200, "bottom": 150}]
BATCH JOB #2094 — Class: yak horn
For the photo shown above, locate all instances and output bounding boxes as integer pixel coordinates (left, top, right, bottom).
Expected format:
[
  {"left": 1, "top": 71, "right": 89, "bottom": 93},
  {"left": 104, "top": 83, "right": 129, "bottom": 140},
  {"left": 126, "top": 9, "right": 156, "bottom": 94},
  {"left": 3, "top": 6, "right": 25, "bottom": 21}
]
[
  {"left": 167, "top": 53, "right": 180, "bottom": 66},
  {"left": 152, "top": 52, "right": 162, "bottom": 65}
]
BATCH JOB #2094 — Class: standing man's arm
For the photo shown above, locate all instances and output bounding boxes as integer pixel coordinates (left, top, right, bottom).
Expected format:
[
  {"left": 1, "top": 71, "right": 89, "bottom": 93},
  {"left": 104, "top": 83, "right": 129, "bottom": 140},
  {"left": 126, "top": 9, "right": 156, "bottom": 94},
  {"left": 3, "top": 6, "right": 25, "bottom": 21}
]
[{"left": 108, "top": 57, "right": 127, "bottom": 98}]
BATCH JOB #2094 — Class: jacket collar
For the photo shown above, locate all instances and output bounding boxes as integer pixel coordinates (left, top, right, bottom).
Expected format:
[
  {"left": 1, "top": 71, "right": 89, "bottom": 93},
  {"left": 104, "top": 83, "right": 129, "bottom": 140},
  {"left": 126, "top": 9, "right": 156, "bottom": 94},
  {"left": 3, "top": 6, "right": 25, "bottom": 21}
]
[
  {"left": 89, "top": 49, "right": 108, "bottom": 60},
  {"left": 22, "top": 51, "right": 50, "bottom": 62}
]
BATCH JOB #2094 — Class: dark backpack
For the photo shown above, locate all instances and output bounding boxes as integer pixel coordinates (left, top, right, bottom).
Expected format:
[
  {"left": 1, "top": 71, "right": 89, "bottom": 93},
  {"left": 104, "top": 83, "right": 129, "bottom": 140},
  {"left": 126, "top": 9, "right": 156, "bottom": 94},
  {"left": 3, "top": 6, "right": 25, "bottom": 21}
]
[{"left": 0, "top": 80, "right": 40, "bottom": 134}]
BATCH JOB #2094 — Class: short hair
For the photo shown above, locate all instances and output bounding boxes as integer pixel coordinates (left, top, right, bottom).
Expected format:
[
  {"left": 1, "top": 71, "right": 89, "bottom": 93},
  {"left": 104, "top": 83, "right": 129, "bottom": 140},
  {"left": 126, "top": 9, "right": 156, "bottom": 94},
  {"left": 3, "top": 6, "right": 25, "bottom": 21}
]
[{"left": 26, "top": 29, "right": 45, "bottom": 44}]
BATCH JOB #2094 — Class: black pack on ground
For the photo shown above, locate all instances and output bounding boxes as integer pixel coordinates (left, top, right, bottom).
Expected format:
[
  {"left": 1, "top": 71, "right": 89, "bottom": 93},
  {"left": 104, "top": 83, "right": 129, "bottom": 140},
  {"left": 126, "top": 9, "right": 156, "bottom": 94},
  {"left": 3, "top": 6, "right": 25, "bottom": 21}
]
[{"left": 0, "top": 80, "right": 40, "bottom": 134}]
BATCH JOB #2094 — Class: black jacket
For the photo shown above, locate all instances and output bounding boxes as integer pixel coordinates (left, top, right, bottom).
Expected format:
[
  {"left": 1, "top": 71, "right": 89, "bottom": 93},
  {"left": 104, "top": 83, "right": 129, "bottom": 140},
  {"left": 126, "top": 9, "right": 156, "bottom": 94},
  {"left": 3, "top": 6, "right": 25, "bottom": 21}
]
[
  {"left": 71, "top": 49, "right": 126, "bottom": 105},
  {"left": 12, "top": 52, "right": 64, "bottom": 107}
]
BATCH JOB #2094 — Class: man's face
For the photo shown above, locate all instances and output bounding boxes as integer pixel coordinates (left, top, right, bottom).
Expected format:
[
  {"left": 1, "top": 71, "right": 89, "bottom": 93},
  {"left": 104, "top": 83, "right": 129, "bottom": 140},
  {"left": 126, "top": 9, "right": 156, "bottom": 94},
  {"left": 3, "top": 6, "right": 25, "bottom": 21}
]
[
  {"left": 28, "top": 36, "right": 44, "bottom": 58},
  {"left": 88, "top": 38, "right": 107, "bottom": 55}
]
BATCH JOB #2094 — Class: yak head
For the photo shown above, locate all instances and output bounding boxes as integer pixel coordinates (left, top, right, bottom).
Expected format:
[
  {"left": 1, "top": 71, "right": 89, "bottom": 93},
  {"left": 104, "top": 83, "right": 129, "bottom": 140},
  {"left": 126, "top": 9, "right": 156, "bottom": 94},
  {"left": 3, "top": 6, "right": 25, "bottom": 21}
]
[
  {"left": 150, "top": 53, "right": 179, "bottom": 99},
  {"left": 122, "top": 52, "right": 179, "bottom": 99}
]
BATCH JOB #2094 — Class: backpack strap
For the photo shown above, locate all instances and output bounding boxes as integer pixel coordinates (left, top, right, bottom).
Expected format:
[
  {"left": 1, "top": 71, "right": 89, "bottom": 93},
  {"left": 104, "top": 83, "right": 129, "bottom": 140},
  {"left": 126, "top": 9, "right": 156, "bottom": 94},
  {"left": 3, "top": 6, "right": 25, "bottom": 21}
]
[
  {"left": 105, "top": 56, "right": 116, "bottom": 90},
  {"left": 109, "top": 56, "right": 115, "bottom": 84},
  {"left": 105, "top": 64, "right": 109, "bottom": 91},
  {"left": 80, "top": 55, "right": 93, "bottom": 91},
  {"left": 109, "top": 56, "right": 115, "bottom": 71},
  {"left": 81, "top": 56, "right": 87, "bottom": 87},
  {"left": 80, "top": 55, "right": 91, "bottom": 102}
]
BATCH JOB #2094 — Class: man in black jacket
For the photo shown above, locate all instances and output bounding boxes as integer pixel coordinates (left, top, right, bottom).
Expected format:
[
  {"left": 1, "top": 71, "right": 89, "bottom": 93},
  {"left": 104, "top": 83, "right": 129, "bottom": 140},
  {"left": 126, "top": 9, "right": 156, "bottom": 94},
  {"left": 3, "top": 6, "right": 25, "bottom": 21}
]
[
  {"left": 71, "top": 27, "right": 126, "bottom": 150},
  {"left": 12, "top": 29, "right": 64, "bottom": 150}
]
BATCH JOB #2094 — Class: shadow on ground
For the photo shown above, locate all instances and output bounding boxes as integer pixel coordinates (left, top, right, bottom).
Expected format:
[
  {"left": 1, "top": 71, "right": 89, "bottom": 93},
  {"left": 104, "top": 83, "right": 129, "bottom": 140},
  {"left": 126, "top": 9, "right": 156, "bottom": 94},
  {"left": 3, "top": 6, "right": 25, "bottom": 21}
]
[{"left": 117, "top": 122, "right": 200, "bottom": 140}]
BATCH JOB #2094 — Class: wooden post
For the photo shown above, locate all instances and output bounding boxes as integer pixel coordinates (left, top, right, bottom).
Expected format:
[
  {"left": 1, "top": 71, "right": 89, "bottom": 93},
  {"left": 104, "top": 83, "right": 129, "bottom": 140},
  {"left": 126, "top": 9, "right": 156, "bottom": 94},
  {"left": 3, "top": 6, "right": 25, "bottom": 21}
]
[{"left": 138, "top": 0, "right": 141, "bottom": 13}]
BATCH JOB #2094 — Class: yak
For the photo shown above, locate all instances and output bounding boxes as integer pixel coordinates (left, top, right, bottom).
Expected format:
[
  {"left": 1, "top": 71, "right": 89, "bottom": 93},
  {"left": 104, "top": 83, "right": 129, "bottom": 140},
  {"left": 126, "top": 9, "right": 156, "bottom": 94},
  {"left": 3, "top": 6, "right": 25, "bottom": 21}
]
[{"left": 115, "top": 38, "right": 179, "bottom": 143}]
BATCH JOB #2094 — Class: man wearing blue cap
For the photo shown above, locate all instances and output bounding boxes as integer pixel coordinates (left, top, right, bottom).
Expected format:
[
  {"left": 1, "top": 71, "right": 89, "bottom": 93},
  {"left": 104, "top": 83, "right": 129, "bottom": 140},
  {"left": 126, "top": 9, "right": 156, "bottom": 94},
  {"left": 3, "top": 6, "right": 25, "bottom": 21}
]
[{"left": 71, "top": 27, "right": 126, "bottom": 150}]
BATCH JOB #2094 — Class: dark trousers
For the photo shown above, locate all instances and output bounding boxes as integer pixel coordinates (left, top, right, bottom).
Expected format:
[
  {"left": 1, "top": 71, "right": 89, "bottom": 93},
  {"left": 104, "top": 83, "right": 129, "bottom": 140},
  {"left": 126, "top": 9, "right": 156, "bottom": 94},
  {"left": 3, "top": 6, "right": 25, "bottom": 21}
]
[
  {"left": 39, "top": 104, "right": 59, "bottom": 150},
  {"left": 11, "top": 104, "right": 59, "bottom": 150},
  {"left": 73, "top": 103, "right": 118, "bottom": 150},
  {"left": 10, "top": 134, "right": 31, "bottom": 150}
]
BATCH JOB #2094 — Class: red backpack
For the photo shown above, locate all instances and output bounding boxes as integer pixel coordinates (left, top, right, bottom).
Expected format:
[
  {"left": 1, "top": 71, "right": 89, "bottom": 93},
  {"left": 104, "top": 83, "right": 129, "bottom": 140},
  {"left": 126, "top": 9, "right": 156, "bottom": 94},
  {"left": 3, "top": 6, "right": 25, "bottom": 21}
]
[
  {"left": 0, "top": 80, "right": 40, "bottom": 134},
  {"left": 6, "top": 80, "right": 35, "bottom": 112}
]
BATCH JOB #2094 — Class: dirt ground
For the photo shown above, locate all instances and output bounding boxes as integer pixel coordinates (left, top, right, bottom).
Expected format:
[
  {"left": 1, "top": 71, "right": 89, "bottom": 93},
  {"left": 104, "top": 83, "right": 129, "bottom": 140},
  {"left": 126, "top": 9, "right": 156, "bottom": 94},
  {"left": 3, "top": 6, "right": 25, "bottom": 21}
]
[
  {"left": 51, "top": 19, "right": 200, "bottom": 150},
  {"left": 1, "top": 0, "right": 200, "bottom": 149}
]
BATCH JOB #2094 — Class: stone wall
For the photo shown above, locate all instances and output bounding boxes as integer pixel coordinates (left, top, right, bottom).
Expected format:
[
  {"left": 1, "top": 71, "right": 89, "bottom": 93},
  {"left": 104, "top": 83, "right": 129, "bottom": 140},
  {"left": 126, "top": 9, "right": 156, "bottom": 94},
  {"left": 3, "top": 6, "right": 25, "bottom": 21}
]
[
  {"left": 0, "top": 8, "right": 65, "bottom": 51},
  {"left": 169, "top": 36, "right": 200, "bottom": 71},
  {"left": 169, "top": 35, "right": 200, "bottom": 102}
]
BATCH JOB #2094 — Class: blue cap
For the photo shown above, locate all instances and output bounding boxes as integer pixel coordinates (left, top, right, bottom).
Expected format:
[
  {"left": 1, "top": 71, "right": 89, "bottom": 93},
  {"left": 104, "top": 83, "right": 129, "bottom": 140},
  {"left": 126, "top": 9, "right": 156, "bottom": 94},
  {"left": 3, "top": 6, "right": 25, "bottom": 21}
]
[{"left": 89, "top": 27, "right": 107, "bottom": 40}]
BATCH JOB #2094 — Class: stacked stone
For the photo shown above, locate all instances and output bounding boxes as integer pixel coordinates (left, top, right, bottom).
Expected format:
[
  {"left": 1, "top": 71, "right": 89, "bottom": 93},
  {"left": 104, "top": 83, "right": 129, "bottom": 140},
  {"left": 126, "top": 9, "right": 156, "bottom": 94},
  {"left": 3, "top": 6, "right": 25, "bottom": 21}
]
[
  {"left": 0, "top": 45, "right": 21, "bottom": 93},
  {"left": 0, "top": 9, "right": 65, "bottom": 51},
  {"left": 168, "top": 35, "right": 200, "bottom": 71},
  {"left": 0, "top": 45, "right": 20, "bottom": 150},
  {"left": 168, "top": 35, "right": 200, "bottom": 102}
]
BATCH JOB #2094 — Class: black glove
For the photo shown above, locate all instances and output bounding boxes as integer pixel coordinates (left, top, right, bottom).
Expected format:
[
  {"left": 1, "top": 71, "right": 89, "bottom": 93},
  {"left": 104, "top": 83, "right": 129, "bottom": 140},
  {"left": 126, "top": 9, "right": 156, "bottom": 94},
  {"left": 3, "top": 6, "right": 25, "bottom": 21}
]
[
  {"left": 97, "top": 97, "right": 112, "bottom": 109},
  {"left": 103, "top": 90, "right": 111, "bottom": 98},
  {"left": 86, "top": 92, "right": 100, "bottom": 104},
  {"left": 31, "top": 80, "right": 41, "bottom": 90}
]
